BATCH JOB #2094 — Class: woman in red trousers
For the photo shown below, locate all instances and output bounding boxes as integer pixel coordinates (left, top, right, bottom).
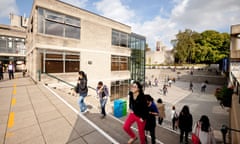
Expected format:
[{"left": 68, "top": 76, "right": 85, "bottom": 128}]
[{"left": 123, "top": 81, "right": 148, "bottom": 144}]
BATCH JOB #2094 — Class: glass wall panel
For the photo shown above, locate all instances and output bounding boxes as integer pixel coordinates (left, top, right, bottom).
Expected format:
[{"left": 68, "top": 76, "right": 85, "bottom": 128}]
[
  {"left": 65, "top": 61, "right": 79, "bottom": 72},
  {"left": 37, "top": 7, "right": 81, "bottom": 40},
  {"left": 0, "top": 39, "right": 6, "bottom": 48},
  {"left": 111, "top": 55, "right": 129, "bottom": 71},
  {"left": 129, "top": 33, "right": 146, "bottom": 84},
  {"left": 65, "top": 16, "right": 80, "bottom": 26},
  {"left": 120, "top": 33, "right": 128, "bottom": 47},
  {"left": 65, "top": 25, "right": 80, "bottom": 39},
  {"left": 112, "top": 30, "right": 119, "bottom": 46},
  {"left": 46, "top": 11, "right": 64, "bottom": 23},
  {"left": 112, "top": 29, "right": 129, "bottom": 47},
  {"left": 110, "top": 80, "right": 129, "bottom": 101},
  {"left": 45, "top": 20, "right": 64, "bottom": 36}
]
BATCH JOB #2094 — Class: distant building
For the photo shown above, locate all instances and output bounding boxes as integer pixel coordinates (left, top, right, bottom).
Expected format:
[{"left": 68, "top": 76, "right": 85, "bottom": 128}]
[
  {"left": 26, "top": 0, "right": 146, "bottom": 100},
  {"left": 0, "top": 14, "right": 28, "bottom": 72},
  {"left": 146, "top": 42, "right": 174, "bottom": 66},
  {"left": 156, "top": 41, "right": 166, "bottom": 52}
]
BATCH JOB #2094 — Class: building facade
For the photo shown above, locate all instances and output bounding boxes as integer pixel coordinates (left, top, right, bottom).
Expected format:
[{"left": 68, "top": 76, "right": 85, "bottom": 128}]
[
  {"left": 26, "top": 0, "right": 146, "bottom": 100},
  {"left": 0, "top": 14, "right": 27, "bottom": 72},
  {"left": 229, "top": 24, "right": 240, "bottom": 143}
]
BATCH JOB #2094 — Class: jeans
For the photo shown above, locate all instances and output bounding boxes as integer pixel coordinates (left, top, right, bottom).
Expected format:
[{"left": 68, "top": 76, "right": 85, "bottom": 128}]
[
  {"left": 8, "top": 70, "right": 14, "bottom": 80},
  {"left": 78, "top": 93, "right": 87, "bottom": 112},
  {"left": 123, "top": 112, "right": 146, "bottom": 144},
  {"left": 100, "top": 97, "right": 107, "bottom": 116}
]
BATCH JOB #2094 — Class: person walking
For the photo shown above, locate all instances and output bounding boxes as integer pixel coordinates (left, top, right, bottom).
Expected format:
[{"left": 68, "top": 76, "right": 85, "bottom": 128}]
[
  {"left": 192, "top": 115, "right": 216, "bottom": 144},
  {"left": 96, "top": 81, "right": 109, "bottom": 118},
  {"left": 123, "top": 81, "right": 148, "bottom": 144},
  {"left": 178, "top": 105, "right": 193, "bottom": 144},
  {"left": 8, "top": 61, "right": 14, "bottom": 80},
  {"left": 0, "top": 61, "right": 4, "bottom": 80},
  {"left": 171, "top": 105, "right": 178, "bottom": 130},
  {"left": 163, "top": 85, "right": 168, "bottom": 96},
  {"left": 157, "top": 98, "right": 165, "bottom": 125},
  {"left": 77, "top": 71, "right": 88, "bottom": 113},
  {"left": 189, "top": 81, "right": 193, "bottom": 92},
  {"left": 145, "top": 95, "right": 158, "bottom": 144}
]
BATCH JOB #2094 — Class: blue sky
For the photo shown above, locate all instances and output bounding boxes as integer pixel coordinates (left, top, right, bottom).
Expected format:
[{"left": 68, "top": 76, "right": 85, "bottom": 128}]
[{"left": 0, "top": 0, "right": 240, "bottom": 49}]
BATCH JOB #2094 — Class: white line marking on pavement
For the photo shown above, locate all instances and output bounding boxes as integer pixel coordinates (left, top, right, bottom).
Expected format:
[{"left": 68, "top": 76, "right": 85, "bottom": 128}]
[{"left": 44, "top": 84, "right": 119, "bottom": 144}]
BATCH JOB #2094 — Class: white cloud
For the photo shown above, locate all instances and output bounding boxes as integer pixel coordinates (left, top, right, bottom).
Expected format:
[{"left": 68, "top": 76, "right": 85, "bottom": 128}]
[
  {"left": 61, "top": 0, "right": 88, "bottom": 8},
  {"left": 170, "top": 0, "right": 240, "bottom": 32},
  {"left": 0, "top": 0, "right": 18, "bottom": 18},
  {"left": 94, "top": 0, "right": 135, "bottom": 25},
  {"left": 92, "top": 0, "right": 240, "bottom": 50}
]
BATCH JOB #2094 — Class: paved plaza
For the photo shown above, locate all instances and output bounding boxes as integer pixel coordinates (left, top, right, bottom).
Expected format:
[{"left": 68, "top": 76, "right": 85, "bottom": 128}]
[{"left": 0, "top": 70, "right": 229, "bottom": 144}]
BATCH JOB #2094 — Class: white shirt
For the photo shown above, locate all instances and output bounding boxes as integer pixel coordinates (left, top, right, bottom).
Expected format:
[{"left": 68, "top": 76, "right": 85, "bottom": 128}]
[
  {"left": 193, "top": 122, "right": 216, "bottom": 144},
  {"left": 8, "top": 65, "right": 13, "bottom": 70}
]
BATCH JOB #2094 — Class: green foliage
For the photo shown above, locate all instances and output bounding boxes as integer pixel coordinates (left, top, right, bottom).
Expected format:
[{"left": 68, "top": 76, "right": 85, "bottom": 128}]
[
  {"left": 173, "top": 29, "right": 230, "bottom": 64},
  {"left": 214, "top": 86, "right": 233, "bottom": 107}
]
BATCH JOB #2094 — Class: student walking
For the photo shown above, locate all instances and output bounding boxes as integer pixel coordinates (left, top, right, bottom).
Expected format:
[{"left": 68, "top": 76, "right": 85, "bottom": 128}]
[
  {"left": 178, "top": 105, "right": 193, "bottom": 144},
  {"left": 163, "top": 85, "right": 168, "bottom": 96},
  {"left": 96, "top": 81, "right": 109, "bottom": 118},
  {"left": 8, "top": 61, "right": 14, "bottom": 80},
  {"left": 77, "top": 71, "right": 88, "bottom": 113},
  {"left": 0, "top": 61, "right": 4, "bottom": 80},
  {"left": 157, "top": 98, "right": 165, "bottom": 125},
  {"left": 123, "top": 81, "right": 148, "bottom": 144},
  {"left": 192, "top": 115, "right": 216, "bottom": 144},
  {"left": 145, "top": 95, "right": 158, "bottom": 144},
  {"left": 189, "top": 81, "right": 193, "bottom": 92},
  {"left": 171, "top": 106, "right": 178, "bottom": 130}
]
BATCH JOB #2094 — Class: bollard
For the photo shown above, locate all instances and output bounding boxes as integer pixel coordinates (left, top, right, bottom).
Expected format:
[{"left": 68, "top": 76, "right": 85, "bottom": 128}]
[{"left": 38, "top": 70, "right": 41, "bottom": 81}]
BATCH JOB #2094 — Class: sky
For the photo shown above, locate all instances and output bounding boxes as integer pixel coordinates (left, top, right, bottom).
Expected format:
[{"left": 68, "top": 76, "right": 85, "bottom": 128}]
[{"left": 0, "top": 0, "right": 240, "bottom": 50}]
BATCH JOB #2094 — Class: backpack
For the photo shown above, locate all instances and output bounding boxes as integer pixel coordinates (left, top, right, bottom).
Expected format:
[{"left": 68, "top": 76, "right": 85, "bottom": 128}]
[{"left": 174, "top": 111, "right": 178, "bottom": 120}]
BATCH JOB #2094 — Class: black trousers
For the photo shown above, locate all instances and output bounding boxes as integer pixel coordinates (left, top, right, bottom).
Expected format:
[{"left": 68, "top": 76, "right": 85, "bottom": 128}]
[
  {"left": 8, "top": 70, "right": 14, "bottom": 80},
  {"left": 180, "top": 129, "right": 189, "bottom": 144},
  {"left": 145, "top": 128, "right": 156, "bottom": 144}
]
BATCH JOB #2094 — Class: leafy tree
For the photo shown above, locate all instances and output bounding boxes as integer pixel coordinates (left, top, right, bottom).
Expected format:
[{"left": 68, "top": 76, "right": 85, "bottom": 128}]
[{"left": 172, "top": 29, "right": 230, "bottom": 64}]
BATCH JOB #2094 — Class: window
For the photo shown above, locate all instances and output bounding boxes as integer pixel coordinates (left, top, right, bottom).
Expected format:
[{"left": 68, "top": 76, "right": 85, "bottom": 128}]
[
  {"left": 112, "top": 30, "right": 129, "bottom": 47},
  {"left": 45, "top": 20, "right": 64, "bottom": 36},
  {"left": 110, "top": 80, "right": 129, "bottom": 101},
  {"left": 38, "top": 8, "right": 81, "bottom": 39},
  {"left": 111, "top": 55, "right": 129, "bottom": 71}
]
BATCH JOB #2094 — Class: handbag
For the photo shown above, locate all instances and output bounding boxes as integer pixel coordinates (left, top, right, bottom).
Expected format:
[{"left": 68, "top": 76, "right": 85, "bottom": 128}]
[
  {"left": 74, "top": 83, "right": 80, "bottom": 93},
  {"left": 192, "top": 122, "right": 201, "bottom": 144}
]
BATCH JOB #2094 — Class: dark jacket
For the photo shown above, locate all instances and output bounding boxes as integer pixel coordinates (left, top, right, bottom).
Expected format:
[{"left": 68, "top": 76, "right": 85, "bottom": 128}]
[
  {"left": 178, "top": 112, "right": 193, "bottom": 132},
  {"left": 96, "top": 85, "right": 109, "bottom": 99},
  {"left": 78, "top": 77, "right": 88, "bottom": 95},
  {"left": 145, "top": 102, "right": 158, "bottom": 130},
  {"left": 129, "top": 91, "right": 148, "bottom": 120}
]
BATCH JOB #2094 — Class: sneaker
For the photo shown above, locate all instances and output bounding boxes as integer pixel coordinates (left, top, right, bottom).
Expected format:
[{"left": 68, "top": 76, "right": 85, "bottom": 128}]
[{"left": 81, "top": 109, "right": 88, "bottom": 114}]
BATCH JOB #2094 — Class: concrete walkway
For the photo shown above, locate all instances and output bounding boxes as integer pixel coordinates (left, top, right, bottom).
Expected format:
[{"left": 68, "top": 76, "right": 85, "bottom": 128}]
[
  {"left": 0, "top": 77, "right": 113, "bottom": 144},
  {"left": 0, "top": 75, "right": 228, "bottom": 144}
]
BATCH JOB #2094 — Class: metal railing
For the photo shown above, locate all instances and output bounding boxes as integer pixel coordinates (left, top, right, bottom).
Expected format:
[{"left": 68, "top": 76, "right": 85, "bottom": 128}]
[
  {"left": 44, "top": 73, "right": 96, "bottom": 91},
  {"left": 221, "top": 124, "right": 240, "bottom": 144}
]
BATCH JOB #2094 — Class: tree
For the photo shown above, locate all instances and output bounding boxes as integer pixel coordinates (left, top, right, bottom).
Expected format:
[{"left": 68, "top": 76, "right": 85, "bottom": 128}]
[{"left": 172, "top": 29, "right": 230, "bottom": 64}]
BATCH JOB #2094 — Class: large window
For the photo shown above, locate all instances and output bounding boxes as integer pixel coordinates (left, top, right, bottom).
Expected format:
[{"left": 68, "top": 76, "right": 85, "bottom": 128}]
[
  {"left": 41, "top": 51, "right": 80, "bottom": 73},
  {"left": 0, "top": 36, "right": 25, "bottom": 54},
  {"left": 38, "top": 8, "right": 80, "bottom": 39},
  {"left": 110, "top": 80, "right": 129, "bottom": 101},
  {"left": 111, "top": 55, "right": 129, "bottom": 71},
  {"left": 129, "top": 33, "right": 146, "bottom": 84},
  {"left": 112, "top": 30, "right": 129, "bottom": 47}
]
